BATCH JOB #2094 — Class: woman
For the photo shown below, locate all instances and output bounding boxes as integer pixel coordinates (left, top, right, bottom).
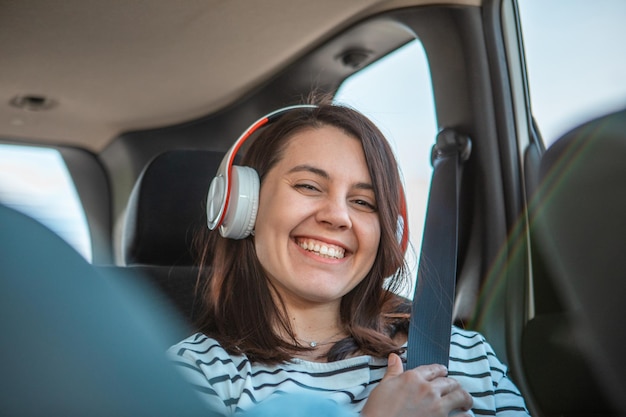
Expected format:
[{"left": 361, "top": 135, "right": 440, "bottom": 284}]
[{"left": 169, "top": 102, "right": 530, "bottom": 416}]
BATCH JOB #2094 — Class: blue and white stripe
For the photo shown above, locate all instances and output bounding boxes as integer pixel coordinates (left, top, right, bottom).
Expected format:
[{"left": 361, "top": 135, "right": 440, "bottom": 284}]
[{"left": 168, "top": 327, "right": 530, "bottom": 416}]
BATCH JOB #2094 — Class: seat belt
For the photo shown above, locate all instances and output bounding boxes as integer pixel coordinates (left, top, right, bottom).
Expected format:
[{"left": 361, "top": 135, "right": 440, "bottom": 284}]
[{"left": 406, "top": 128, "right": 471, "bottom": 369}]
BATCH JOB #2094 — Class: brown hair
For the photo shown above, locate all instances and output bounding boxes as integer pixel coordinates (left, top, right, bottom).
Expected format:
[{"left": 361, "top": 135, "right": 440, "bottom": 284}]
[{"left": 194, "top": 99, "right": 411, "bottom": 363}]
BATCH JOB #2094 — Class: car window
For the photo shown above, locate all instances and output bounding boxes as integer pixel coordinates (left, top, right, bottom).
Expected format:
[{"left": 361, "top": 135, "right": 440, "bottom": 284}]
[
  {"left": 0, "top": 144, "right": 92, "bottom": 261},
  {"left": 518, "top": 0, "right": 626, "bottom": 147},
  {"left": 334, "top": 39, "right": 437, "bottom": 296}
]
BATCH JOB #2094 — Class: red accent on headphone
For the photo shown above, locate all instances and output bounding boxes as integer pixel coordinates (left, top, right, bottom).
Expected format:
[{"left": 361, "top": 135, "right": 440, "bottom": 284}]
[{"left": 217, "top": 117, "right": 270, "bottom": 229}]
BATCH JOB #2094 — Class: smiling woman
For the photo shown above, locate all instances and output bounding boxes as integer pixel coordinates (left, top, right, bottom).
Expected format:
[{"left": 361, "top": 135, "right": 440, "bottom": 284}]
[
  {"left": 191, "top": 102, "right": 409, "bottom": 365},
  {"left": 1, "top": 0, "right": 624, "bottom": 414},
  {"left": 167, "top": 101, "right": 529, "bottom": 417}
]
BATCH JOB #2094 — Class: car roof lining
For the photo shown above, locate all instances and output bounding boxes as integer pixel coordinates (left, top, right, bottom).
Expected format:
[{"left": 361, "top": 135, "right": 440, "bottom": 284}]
[{"left": 1, "top": 0, "right": 480, "bottom": 152}]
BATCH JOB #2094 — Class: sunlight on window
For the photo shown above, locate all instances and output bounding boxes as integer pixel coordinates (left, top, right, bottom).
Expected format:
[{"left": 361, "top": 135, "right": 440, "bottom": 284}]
[
  {"left": 0, "top": 144, "right": 92, "bottom": 261},
  {"left": 334, "top": 39, "right": 438, "bottom": 297},
  {"left": 518, "top": 0, "right": 626, "bottom": 146}
]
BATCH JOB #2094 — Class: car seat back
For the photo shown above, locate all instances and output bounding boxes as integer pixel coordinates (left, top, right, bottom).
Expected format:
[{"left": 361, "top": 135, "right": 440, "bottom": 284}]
[
  {"left": 0, "top": 203, "right": 209, "bottom": 416},
  {"left": 526, "top": 108, "right": 626, "bottom": 415},
  {"left": 122, "top": 150, "right": 224, "bottom": 266},
  {"left": 112, "top": 150, "right": 226, "bottom": 331}
]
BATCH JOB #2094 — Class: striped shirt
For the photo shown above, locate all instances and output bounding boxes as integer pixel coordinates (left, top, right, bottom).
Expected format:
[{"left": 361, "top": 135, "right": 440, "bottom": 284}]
[{"left": 168, "top": 327, "right": 530, "bottom": 416}]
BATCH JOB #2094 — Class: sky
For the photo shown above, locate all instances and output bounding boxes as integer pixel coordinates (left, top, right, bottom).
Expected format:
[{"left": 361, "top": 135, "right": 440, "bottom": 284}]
[
  {"left": 1, "top": 0, "right": 625, "bottom": 267},
  {"left": 518, "top": 0, "right": 626, "bottom": 145}
]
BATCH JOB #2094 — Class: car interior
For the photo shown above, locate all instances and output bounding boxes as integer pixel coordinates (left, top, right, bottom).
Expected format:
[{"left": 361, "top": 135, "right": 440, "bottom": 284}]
[{"left": 1, "top": 0, "right": 624, "bottom": 415}]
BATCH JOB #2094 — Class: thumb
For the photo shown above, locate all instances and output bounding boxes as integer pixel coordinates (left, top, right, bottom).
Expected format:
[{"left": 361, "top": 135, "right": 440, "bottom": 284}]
[{"left": 383, "top": 353, "right": 404, "bottom": 381}]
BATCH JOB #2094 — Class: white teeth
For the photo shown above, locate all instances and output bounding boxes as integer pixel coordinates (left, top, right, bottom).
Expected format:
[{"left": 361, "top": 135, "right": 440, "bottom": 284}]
[{"left": 297, "top": 239, "right": 345, "bottom": 259}]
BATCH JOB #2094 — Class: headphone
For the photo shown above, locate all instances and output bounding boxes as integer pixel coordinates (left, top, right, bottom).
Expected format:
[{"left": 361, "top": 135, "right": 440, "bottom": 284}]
[
  {"left": 206, "top": 104, "right": 317, "bottom": 239},
  {"left": 206, "top": 104, "right": 409, "bottom": 252}
]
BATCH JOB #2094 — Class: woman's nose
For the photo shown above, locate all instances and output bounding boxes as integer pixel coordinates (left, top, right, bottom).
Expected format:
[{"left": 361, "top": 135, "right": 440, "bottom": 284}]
[{"left": 315, "top": 196, "right": 352, "bottom": 230}]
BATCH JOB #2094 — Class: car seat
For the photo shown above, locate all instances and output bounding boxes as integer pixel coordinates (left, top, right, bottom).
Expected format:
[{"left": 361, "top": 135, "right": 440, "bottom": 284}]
[
  {"left": 526, "top": 108, "right": 626, "bottom": 415},
  {"left": 0, "top": 203, "right": 210, "bottom": 416},
  {"left": 111, "top": 150, "right": 228, "bottom": 334},
  {"left": 122, "top": 150, "right": 225, "bottom": 267}
]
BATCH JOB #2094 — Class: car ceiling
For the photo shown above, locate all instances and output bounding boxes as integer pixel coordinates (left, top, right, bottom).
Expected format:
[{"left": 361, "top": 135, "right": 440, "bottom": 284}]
[{"left": 1, "top": 0, "right": 480, "bottom": 153}]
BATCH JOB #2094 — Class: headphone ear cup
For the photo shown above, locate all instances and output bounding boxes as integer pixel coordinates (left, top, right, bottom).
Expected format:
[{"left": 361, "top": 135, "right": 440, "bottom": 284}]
[
  {"left": 219, "top": 166, "right": 260, "bottom": 239},
  {"left": 206, "top": 174, "right": 226, "bottom": 230}
]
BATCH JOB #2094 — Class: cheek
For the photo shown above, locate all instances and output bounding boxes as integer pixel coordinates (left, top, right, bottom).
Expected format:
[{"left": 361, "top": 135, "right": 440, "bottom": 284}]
[
  {"left": 253, "top": 184, "right": 299, "bottom": 253},
  {"left": 358, "top": 218, "right": 382, "bottom": 257},
  {"left": 255, "top": 183, "right": 283, "bottom": 230}
]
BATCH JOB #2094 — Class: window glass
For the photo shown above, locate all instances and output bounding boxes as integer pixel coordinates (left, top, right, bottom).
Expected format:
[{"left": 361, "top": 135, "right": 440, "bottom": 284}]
[
  {"left": 334, "top": 39, "right": 437, "bottom": 297},
  {"left": 518, "top": 0, "right": 626, "bottom": 147},
  {"left": 0, "top": 144, "right": 92, "bottom": 261}
]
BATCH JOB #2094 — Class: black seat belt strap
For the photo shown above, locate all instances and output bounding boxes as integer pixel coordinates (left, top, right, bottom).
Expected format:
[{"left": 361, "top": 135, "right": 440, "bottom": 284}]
[{"left": 406, "top": 128, "right": 471, "bottom": 369}]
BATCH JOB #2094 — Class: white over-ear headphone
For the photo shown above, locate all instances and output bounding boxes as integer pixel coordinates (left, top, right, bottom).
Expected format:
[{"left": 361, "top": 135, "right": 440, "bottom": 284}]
[{"left": 206, "top": 104, "right": 318, "bottom": 239}]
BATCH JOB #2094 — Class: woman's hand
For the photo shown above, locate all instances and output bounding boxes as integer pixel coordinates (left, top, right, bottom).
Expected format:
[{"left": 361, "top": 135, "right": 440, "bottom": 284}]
[{"left": 362, "top": 353, "right": 473, "bottom": 417}]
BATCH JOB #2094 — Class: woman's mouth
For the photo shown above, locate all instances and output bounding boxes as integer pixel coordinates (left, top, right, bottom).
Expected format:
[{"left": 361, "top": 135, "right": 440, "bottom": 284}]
[{"left": 295, "top": 238, "right": 346, "bottom": 259}]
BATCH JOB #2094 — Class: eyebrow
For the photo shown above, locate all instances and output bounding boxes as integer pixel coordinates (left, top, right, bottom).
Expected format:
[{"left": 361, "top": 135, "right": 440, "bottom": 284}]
[{"left": 287, "top": 164, "right": 374, "bottom": 191}]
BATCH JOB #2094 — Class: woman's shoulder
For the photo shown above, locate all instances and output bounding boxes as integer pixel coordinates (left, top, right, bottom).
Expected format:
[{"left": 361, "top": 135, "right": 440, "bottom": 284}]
[
  {"left": 449, "top": 325, "right": 493, "bottom": 355},
  {"left": 168, "top": 332, "right": 239, "bottom": 362},
  {"left": 169, "top": 332, "right": 218, "bottom": 350},
  {"left": 450, "top": 325, "right": 487, "bottom": 343},
  {"left": 448, "top": 325, "right": 508, "bottom": 375},
  {"left": 168, "top": 333, "right": 254, "bottom": 382}
]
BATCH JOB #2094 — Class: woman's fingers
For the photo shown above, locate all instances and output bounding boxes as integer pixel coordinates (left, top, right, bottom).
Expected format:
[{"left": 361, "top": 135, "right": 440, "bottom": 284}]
[
  {"left": 428, "top": 373, "right": 460, "bottom": 395},
  {"left": 363, "top": 360, "right": 473, "bottom": 417},
  {"left": 412, "top": 363, "right": 449, "bottom": 381},
  {"left": 425, "top": 375, "right": 474, "bottom": 413},
  {"left": 443, "top": 383, "right": 474, "bottom": 412},
  {"left": 381, "top": 353, "right": 404, "bottom": 381},
  {"left": 381, "top": 355, "right": 447, "bottom": 383},
  {"left": 418, "top": 370, "right": 473, "bottom": 412}
]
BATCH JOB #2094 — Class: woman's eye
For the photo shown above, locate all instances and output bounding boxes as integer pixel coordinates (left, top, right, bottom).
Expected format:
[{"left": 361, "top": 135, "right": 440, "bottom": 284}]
[
  {"left": 294, "top": 183, "right": 320, "bottom": 192},
  {"left": 352, "top": 199, "right": 377, "bottom": 212}
]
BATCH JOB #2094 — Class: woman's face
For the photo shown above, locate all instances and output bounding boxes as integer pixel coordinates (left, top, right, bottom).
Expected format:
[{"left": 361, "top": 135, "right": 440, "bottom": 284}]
[{"left": 254, "top": 125, "right": 381, "bottom": 307}]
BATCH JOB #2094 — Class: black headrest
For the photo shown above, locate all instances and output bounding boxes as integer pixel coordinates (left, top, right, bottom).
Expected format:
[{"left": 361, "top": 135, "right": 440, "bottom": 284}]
[{"left": 123, "top": 150, "right": 225, "bottom": 266}]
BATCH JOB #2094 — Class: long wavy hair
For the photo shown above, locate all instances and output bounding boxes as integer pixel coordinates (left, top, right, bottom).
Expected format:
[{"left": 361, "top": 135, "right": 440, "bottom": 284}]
[{"left": 194, "top": 100, "right": 411, "bottom": 364}]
